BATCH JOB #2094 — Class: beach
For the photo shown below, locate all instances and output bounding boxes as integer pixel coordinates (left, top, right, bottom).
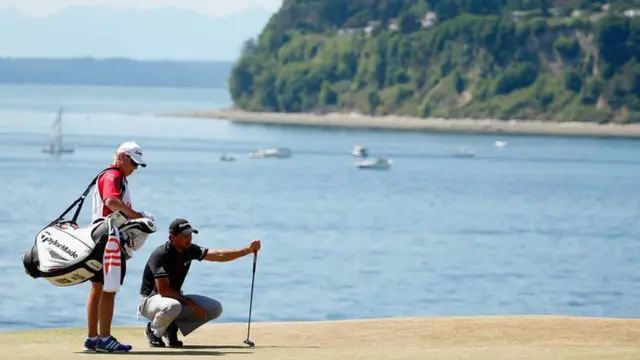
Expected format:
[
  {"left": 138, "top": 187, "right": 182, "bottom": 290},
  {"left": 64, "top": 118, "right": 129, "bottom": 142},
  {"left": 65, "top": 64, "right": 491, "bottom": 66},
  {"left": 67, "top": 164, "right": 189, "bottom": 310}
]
[
  {"left": 166, "top": 109, "right": 640, "bottom": 138},
  {"left": 2, "top": 316, "right": 640, "bottom": 359}
]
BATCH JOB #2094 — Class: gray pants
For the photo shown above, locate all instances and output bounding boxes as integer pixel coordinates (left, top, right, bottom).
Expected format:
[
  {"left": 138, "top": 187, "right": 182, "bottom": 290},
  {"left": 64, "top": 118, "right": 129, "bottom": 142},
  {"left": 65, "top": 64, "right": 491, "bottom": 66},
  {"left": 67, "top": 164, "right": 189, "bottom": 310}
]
[{"left": 138, "top": 293, "right": 223, "bottom": 337}]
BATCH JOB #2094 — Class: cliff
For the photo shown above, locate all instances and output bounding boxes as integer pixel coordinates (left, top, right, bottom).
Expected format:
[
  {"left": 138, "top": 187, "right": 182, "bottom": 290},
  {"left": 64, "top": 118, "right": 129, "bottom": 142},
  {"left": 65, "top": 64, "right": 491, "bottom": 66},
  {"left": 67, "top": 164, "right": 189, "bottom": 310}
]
[{"left": 229, "top": 0, "right": 640, "bottom": 123}]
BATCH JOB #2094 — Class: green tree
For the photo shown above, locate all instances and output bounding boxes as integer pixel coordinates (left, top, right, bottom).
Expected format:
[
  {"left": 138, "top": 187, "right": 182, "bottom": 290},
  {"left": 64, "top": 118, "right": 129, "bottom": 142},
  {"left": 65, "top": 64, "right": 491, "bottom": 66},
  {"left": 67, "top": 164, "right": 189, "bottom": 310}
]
[{"left": 564, "top": 69, "right": 583, "bottom": 92}]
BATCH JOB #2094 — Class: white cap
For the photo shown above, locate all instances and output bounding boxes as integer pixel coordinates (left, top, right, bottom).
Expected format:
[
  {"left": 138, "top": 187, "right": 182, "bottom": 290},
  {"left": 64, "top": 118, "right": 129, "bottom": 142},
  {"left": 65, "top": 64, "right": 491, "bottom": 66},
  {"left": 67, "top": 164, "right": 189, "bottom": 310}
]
[{"left": 116, "top": 141, "right": 146, "bottom": 167}]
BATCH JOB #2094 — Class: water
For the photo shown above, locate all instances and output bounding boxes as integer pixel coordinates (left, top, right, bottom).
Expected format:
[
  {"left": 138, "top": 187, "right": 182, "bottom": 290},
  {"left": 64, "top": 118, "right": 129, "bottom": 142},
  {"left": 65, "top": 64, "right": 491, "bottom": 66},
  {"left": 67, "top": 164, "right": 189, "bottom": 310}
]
[{"left": 1, "top": 84, "right": 639, "bottom": 332}]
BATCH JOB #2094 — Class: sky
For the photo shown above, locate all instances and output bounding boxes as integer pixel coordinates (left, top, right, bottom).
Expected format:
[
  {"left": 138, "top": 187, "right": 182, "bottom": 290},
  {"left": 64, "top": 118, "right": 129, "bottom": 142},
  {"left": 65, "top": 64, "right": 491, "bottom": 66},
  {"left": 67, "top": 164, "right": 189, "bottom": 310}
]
[{"left": 0, "top": 0, "right": 282, "bottom": 18}]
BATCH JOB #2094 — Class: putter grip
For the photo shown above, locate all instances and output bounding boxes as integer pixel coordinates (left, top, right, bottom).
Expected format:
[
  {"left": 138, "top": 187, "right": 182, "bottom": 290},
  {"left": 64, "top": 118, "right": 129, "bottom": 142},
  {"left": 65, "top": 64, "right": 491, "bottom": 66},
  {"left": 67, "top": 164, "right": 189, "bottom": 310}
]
[{"left": 252, "top": 252, "right": 257, "bottom": 273}]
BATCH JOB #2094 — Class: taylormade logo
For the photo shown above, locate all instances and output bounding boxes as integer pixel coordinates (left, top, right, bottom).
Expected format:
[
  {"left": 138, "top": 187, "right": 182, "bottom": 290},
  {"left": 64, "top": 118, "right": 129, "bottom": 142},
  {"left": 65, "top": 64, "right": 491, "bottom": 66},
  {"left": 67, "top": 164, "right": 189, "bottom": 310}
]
[{"left": 41, "top": 234, "right": 79, "bottom": 259}]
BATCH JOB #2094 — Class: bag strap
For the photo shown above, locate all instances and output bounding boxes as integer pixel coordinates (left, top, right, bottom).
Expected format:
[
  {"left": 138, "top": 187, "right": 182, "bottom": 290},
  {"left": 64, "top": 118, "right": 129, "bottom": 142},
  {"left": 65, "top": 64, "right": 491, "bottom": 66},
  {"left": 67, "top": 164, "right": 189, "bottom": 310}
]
[{"left": 47, "top": 166, "right": 123, "bottom": 228}]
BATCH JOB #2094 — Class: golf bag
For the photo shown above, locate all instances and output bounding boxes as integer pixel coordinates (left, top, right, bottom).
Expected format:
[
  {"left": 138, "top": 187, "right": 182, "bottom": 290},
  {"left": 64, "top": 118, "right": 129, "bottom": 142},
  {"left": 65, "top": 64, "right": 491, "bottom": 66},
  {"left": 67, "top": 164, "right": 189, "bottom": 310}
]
[{"left": 21, "top": 167, "right": 157, "bottom": 287}]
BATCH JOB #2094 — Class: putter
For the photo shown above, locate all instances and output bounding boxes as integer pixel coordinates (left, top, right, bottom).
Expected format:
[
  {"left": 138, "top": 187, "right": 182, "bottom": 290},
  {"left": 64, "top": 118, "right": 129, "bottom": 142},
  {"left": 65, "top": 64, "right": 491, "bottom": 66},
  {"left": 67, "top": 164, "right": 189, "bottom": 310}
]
[{"left": 244, "top": 251, "right": 258, "bottom": 347}]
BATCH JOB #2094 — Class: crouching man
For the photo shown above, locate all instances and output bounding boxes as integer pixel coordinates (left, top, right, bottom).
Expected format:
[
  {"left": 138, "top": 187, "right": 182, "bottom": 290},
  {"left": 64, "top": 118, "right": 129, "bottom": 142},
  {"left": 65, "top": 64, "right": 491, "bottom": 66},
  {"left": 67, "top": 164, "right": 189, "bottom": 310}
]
[{"left": 137, "top": 218, "right": 261, "bottom": 347}]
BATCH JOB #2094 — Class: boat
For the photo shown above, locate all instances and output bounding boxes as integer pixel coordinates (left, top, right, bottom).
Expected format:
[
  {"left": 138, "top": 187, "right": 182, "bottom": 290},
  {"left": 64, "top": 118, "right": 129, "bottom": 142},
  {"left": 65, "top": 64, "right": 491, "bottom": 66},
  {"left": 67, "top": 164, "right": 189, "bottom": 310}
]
[
  {"left": 356, "top": 158, "right": 392, "bottom": 170},
  {"left": 220, "top": 155, "right": 236, "bottom": 162},
  {"left": 42, "top": 108, "right": 75, "bottom": 155},
  {"left": 351, "top": 145, "right": 368, "bottom": 158},
  {"left": 249, "top": 147, "right": 292, "bottom": 159},
  {"left": 494, "top": 141, "right": 508, "bottom": 148},
  {"left": 453, "top": 149, "right": 475, "bottom": 158}
]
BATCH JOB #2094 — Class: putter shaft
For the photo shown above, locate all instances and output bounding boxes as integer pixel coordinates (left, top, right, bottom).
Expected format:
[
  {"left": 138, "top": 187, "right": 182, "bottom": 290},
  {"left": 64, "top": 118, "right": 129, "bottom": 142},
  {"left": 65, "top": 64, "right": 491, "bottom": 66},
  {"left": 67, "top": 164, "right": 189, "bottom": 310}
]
[{"left": 245, "top": 252, "right": 257, "bottom": 345}]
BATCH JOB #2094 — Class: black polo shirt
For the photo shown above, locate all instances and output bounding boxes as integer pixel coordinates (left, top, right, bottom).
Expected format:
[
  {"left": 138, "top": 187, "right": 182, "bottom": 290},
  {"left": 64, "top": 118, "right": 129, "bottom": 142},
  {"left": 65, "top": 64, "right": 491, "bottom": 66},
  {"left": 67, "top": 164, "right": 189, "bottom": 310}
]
[{"left": 139, "top": 241, "right": 208, "bottom": 297}]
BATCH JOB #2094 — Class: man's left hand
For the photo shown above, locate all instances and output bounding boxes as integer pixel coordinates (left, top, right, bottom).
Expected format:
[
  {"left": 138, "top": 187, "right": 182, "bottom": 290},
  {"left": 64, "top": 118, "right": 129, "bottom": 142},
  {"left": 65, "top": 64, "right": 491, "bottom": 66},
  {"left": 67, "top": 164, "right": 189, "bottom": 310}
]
[{"left": 248, "top": 240, "right": 261, "bottom": 253}]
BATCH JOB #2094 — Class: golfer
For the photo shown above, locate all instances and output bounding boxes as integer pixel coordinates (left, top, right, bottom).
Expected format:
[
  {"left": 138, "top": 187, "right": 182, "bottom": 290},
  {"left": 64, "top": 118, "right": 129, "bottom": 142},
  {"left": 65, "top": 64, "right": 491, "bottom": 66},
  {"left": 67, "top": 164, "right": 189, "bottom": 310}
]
[{"left": 137, "top": 218, "right": 261, "bottom": 347}]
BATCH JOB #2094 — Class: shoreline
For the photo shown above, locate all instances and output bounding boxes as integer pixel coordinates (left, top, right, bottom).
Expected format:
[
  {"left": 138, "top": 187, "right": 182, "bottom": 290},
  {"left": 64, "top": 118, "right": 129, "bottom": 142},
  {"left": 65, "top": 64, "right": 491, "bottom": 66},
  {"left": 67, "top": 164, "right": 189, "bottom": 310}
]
[
  {"left": 2, "top": 316, "right": 640, "bottom": 359},
  {"left": 163, "top": 109, "right": 640, "bottom": 139}
]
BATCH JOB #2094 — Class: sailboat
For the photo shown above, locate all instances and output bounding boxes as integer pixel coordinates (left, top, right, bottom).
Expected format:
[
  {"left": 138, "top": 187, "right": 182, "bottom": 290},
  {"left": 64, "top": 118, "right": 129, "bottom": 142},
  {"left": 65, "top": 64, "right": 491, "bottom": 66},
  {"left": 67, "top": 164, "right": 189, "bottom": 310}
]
[{"left": 42, "top": 108, "right": 75, "bottom": 154}]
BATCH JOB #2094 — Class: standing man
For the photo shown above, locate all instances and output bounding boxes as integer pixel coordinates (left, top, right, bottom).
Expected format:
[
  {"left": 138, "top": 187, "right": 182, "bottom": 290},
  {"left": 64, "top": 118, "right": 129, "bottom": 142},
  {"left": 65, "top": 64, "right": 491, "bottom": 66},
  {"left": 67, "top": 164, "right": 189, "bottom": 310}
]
[
  {"left": 138, "top": 218, "right": 261, "bottom": 348},
  {"left": 84, "top": 141, "right": 149, "bottom": 353}
]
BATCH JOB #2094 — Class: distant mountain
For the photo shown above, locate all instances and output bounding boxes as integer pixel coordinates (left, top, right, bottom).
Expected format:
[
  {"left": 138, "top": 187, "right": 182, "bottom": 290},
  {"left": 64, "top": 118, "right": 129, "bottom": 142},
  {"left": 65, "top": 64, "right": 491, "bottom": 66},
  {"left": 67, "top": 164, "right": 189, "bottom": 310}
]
[
  {"left": 0, "top": 58, "right": 234, "bottom": 88},
  {"left": 0, "top": 6, "right": 274, "bottom": 61}
]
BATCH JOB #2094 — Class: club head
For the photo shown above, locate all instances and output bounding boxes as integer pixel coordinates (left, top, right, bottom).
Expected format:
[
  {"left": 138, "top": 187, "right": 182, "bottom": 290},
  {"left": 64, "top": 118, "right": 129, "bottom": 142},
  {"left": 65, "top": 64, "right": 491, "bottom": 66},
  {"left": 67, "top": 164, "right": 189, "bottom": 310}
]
[{"left": 244, "top": 339, "right": 255, "bottom": 347}]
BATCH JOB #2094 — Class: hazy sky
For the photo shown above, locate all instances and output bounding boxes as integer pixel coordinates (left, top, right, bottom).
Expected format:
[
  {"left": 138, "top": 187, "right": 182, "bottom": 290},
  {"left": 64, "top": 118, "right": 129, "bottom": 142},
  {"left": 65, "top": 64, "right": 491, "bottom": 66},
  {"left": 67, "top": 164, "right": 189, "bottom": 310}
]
[{"left": 0, "top": 0, "right": 282, "bottom": 17}]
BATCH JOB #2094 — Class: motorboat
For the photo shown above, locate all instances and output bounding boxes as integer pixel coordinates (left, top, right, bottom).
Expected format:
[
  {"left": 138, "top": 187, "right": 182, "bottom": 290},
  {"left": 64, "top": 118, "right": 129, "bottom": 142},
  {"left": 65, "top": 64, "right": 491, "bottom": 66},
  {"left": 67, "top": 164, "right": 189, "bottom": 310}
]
[
  {"left": 249, "top": 147, "right": 292, "bottom": 159},
  {"left": 494, "top": 141, "right": 508, "bottom": 148},
  {"left": 220, "top": 155, "right": 236, "bottom": 162},
  {"left": 351, "top": 145, "right": 368, "bottom": 157},
  {"left": 356, "top": 158, "right": 392, "bottom": 170}
]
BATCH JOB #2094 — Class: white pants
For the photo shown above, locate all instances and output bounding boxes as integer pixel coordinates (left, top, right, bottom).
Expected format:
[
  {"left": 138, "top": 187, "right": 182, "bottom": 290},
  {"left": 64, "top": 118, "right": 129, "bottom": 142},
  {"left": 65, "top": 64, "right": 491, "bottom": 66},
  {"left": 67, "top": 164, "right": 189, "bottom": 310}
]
[{"left": 138, "top": 294, "right": 223, "bottom": 337}]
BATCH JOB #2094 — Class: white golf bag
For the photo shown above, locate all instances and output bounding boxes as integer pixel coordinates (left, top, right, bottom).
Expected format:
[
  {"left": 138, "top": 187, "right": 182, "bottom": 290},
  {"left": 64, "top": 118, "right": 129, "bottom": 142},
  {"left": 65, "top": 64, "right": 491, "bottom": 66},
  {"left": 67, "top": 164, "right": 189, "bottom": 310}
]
[
  {"left": 22, "top": 211, "right": 156, "bottom": 287},
  {"left": 21, "top": 166, "right": 156, "bottom": 287}
]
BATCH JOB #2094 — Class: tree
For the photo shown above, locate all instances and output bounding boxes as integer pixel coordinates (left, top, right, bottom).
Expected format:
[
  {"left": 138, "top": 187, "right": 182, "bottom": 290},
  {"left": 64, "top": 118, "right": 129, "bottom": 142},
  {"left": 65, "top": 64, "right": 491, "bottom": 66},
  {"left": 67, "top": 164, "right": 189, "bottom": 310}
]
[
  {"left": 399, "top": 12, "right": 421, "bottom": 33},
  {"left": 596, "top": 15, "right": 631, "bottom": 68}
]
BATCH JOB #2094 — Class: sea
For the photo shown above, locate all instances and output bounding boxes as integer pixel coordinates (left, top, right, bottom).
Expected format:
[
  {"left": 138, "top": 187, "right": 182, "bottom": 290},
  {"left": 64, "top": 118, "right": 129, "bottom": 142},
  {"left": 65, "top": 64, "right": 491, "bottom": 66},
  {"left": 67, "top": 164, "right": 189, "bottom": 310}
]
[{"left": 0, "top": 84, "right": 639, "bottom": 332}]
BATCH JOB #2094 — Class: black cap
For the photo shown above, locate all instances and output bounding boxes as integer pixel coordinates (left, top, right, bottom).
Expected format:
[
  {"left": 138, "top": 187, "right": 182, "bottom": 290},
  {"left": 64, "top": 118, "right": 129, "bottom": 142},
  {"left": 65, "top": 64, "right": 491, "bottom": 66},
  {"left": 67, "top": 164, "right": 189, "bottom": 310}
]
[{"left": 169, "top": 218, "right": 199, "bottom": 235}]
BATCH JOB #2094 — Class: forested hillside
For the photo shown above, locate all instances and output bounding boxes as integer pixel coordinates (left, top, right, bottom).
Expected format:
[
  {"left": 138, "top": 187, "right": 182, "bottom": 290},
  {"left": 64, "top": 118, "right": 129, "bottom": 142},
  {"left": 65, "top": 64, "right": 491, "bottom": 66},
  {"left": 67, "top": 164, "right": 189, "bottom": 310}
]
[{"left": 229, "top": 0, "right": 640, "bottom": 123}]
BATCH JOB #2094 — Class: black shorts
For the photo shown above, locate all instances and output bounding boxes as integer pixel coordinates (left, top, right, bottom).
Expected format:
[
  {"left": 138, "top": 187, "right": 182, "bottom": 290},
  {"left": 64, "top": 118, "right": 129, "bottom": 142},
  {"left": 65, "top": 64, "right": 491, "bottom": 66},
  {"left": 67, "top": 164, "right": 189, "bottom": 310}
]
[{"left": 90, "top": 253, "right": 127, "bottom": 285}]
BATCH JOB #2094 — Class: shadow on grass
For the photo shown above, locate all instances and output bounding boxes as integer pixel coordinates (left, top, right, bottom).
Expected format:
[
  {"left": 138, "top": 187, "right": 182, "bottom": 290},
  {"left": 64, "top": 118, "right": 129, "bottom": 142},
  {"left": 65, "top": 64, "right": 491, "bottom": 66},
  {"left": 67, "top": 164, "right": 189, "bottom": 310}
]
[
  {"left": 181, "top": 344, "right": 320, "bottom": 350},
  {"left": 73, "top": 343, "right": 321, "bottom": 355},
  {"left": 73, "top": 349, "right": 251, "bottom": 356}
]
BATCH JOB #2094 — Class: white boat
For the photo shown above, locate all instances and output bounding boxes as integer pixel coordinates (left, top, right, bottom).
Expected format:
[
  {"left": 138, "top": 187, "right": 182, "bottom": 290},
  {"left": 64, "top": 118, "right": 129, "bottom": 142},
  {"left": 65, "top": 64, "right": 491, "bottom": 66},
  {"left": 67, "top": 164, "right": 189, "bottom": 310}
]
[
  {"left": 494, "top": 141, "right": 508, "bottom": 148},
  {"left": 351, "top": 145, "right": 368, "bottom": 157},
  {"left": 356, "top": 158, "right": 392, "bottom": 170},
  {"left": 249, "top": 147, "right": 292, "bottom": 159},
  {"left": 42, "top": 108, "right": 75, "bottom": 155},
  {"left": 453, "top": 149, "right": 475, "bottom": 158}
]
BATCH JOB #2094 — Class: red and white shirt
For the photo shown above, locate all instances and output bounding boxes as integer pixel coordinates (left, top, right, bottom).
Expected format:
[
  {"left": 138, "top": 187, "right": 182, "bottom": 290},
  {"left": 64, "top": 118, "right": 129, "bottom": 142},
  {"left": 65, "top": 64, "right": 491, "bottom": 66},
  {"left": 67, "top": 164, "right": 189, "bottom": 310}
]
[{"left": 91, "top": 166, "right": 132, "bottom": 222}]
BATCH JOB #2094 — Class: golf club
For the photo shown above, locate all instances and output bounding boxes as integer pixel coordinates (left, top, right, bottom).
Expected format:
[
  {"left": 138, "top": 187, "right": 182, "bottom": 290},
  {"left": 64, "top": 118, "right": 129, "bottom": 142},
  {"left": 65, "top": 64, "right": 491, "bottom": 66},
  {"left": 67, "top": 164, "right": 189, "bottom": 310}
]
[{"left": 244, "top": 251, "right": 258, "bottom": 347}]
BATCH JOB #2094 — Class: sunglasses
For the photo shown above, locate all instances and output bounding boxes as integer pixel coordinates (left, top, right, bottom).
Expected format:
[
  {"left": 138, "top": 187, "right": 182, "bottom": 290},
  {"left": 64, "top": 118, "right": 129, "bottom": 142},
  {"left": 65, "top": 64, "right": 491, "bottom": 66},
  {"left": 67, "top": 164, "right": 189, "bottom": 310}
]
[{"left": 126, "top": 155, "right": 139, "bottom": 168}]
